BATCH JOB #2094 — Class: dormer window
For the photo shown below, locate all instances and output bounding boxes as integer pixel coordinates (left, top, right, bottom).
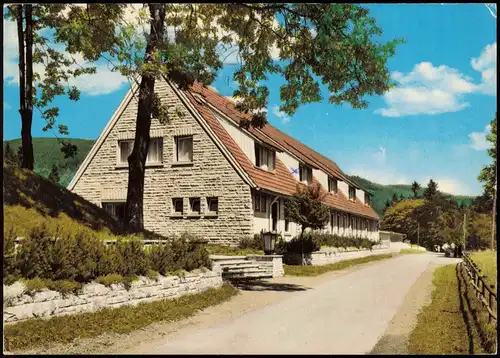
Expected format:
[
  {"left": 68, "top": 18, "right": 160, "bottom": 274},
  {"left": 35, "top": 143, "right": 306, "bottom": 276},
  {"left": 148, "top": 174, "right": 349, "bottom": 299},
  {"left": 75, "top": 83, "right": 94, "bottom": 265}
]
[
  {"left": 348, "top": 186, "right": 356, "bottom": 201},
  {"left": 328, "top": 177, "right": 338, "bottom": 193},
  {"left": 299, "top": 164, "right": 312, "bottom": 184},
  {"left": 255, "top": 143, "right": 275, "bottom": 171},
  {"left": 364, "top": 192, "right": 371, "bottom": 206}
]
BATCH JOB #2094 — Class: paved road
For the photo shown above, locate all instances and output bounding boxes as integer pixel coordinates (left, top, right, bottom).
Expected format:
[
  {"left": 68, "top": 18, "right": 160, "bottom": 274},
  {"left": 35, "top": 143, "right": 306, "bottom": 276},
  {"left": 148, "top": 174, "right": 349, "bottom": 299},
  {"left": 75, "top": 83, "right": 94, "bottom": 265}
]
[{"left": 125, "top": 253, "right": 462, "bottom": 355}]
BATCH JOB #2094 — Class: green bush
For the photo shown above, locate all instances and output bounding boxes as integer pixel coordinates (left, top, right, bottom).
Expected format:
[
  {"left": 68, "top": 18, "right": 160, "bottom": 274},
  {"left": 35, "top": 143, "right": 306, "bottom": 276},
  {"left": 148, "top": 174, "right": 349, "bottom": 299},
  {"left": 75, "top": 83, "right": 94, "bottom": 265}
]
[
  {"left": 97, "top": 274, "right": 124, "bottom": 287},
  {"left": 278, "top": 233, "right": 379, "bottom": 254},
  {"left": 238, "top": 234, "right": 264, "bottom": 250},
  {"left": 23, "top": 277, "right": 46, "bottom": 297},
  {"left": 45, "top": 280, "right": 83, "bottom": 297},
  {"left": 4, "top": 224, "right": 211, "bottom": 286}
]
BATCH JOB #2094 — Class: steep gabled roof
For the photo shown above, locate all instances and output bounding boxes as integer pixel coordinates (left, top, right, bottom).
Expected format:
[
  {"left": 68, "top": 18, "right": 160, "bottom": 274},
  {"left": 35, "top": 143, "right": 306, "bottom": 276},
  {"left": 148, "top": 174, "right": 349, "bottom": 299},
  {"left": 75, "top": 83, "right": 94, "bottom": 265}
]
[{"left": 185, "top": 83, "right": 379, "bottom": 220}]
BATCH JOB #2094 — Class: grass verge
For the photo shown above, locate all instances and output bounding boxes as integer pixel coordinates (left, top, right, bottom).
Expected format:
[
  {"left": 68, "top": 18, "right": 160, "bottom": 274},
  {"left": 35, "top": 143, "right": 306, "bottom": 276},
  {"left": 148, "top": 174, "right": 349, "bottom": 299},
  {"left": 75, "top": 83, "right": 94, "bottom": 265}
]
[
  {"left": 283, "top": 254, "right": 393, "bottom": 277},
  {"left": 400, "top": 249, "right": 426, "bottom": 255},
  {"left": 408, "top": 264, "right": 484, "bottom": 354},
  {"left": 4, "top": 283, "right": 239, "bottom": 352},
  {"left": 469, "top": 250, "right": 497, "bottom": 291},
  {"left": 206, "top": 244, "right": 264, "bottom": 256}
]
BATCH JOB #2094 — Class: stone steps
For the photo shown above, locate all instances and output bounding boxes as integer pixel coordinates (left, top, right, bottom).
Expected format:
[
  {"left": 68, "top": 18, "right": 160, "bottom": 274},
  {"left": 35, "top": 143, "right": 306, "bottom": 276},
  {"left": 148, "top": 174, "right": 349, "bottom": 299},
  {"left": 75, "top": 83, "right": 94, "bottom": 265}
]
[
  {"left": 222, "top": 264, "right": 262, "bottom": 273},
  {"left": 210, "top": 255, "right": 277, "bottom": 280},
  {"left": 223, "top": 271, "right": 273, "bottom": 279}
]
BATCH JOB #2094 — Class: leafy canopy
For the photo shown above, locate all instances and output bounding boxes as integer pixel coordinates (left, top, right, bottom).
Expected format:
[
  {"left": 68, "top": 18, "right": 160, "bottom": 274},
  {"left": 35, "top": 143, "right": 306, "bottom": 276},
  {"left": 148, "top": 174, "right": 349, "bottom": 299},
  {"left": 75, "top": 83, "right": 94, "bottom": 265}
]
[
  {"left": 478, "top": 113, "right": 496, "bottom": 198},
  {"left": 284, "top": 183, "right": 330, "bottom": 233},
  {"left": 53, "top": 3, "right": 403, "bottom": 128}
]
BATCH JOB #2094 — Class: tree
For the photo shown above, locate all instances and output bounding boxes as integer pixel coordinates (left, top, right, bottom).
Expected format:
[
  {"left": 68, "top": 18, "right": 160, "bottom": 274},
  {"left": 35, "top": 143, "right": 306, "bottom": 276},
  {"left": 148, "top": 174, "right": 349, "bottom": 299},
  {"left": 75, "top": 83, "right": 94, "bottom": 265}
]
[
  {"left": 285, "top": 183, "right": 330, "bottom": 264},
  {"left": 399, "top": 193, "right": 405, "bottom": 201},
  {"left": 391, "top": 193, "right": 399, "bottom": 205},
  {"left": 4, "top": 143, "right": 17, "bottom": 163},
  {"left": 48, "top": 165, "right": 60, "bottom": 184},
  {"left": 4, "top": 4, "right": 121, "bottom": 170},
  {"left": 381, "top": 199, "right": 425, "bottom": 243},
  {"left": 423, "top": 179, "right": 438, "bottom": 201},
  {"left": 58, "top": 3, "right": 403, "bottom": 232},
  {"left": 411, "top": 181, "right": 421, "bottom": 198},
  {"left": 383, "top": 199, "right": 392, "bottom": 214}
]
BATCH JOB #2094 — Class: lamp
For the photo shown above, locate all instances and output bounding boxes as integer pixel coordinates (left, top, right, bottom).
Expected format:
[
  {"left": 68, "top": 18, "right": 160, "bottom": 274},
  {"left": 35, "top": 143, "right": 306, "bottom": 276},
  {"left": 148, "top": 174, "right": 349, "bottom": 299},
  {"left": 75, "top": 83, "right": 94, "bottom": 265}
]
[{"left": 261, "top": 230, "right": 277, "bottom": 255}]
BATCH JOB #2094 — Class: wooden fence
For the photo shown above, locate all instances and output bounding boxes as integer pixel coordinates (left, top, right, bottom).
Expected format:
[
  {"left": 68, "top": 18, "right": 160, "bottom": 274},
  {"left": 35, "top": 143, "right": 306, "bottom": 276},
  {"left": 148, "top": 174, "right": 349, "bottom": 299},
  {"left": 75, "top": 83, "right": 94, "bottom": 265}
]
[{"left": 461, "top": 252, "right": 497, "bottom": 324}]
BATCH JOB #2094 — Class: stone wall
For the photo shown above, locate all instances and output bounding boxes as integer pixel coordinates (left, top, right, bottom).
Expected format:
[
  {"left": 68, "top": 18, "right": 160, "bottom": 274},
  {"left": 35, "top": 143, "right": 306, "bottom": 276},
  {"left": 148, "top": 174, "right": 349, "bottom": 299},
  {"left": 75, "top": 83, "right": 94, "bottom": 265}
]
[
  {"left": 246, "top": 255, "right": 284, "bottom": 277},
  {"left": 3, "top": 269, "right": 222, "bottom": 324},
  {"left": 71, "top": 79, "right": 253, "bottom": 245},
  {"left": 283, "top": 245, "right": 391, "bottom": 266}
]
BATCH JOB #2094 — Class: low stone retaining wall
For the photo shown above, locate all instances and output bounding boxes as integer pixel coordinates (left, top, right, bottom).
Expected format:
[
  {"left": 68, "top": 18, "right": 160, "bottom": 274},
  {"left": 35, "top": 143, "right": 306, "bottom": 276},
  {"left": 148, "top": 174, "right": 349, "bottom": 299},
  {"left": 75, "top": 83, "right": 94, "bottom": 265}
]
[
  {"left": 3, "top": 269, "right": 222, "bottom": 324},
  {"left": 246, "top": 255, "right": 284, "bottom": 277},
  {"left": 283, "top": 245, "right": 391, "bottom": 266}
]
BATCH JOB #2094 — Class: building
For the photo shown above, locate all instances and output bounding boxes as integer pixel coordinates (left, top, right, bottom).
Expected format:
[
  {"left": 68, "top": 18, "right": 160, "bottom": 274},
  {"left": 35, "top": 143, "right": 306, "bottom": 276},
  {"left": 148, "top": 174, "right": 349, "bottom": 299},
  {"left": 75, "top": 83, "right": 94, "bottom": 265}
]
[{"left": 68, "top": 78, "right": 380, "bottom": 245}]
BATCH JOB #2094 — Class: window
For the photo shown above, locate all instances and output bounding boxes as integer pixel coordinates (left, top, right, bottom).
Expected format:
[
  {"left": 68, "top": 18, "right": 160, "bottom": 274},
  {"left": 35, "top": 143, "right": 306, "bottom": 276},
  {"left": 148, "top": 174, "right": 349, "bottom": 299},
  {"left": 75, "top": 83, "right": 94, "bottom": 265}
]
[
  {"left": 207, "top": 197, "right": 218, "bottom": 214},
  {"left": 103, "top": 202, "right": 126, "bottom": 222},
  {"left": 175, "top": 136, "right": 193, "bottom": 162},
  {"left": 349, "top": 186, "right": 356, "bottom": 201},
  {"left": 147, "top": 138, "right": 163, "bottom": 163},
  {"left": 330, "top": 212, "right": 337, "bottom": 231},
  {"left": 118, "top": 138, "right": 163, "bottom": 165},
  {"left": 285, "top": 217, "right": 290, "bottom": 232},
  {"left": 172, "top": 198, "right": 183, "bottom": 214},
  {"left": 189, "top": 197, "right": 200, "bottom": 214},
  {"left": 351, "top": 216, "right": 354, "bottom": 229},
  {"left": 299, "top": 164, "right": 312, "bottom": 184},
  {"left": 255, "top": 143, "right": 275, "bottom": 171},
  {"left": 328, "top": 177, "right": 338, "bottom": 193},
  {"left": 118, "top": 140, "right": 133, "bottom": 164},
  {"left": 254, "top": 192, "right": 267, "bottom": 213},
  {"left": 365, "top": 192, "right": 371, "bottom": 206},
  {"left": 337, "top": 213, "right": 341, "bottom": 229}
]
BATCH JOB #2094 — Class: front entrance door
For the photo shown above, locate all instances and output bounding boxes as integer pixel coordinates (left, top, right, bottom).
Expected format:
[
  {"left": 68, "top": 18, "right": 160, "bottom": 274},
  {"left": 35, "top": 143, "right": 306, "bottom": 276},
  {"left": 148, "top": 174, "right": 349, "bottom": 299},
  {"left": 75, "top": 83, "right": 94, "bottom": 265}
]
[{"left": 271, "top": 201, "right": 278, "bottom": 232}]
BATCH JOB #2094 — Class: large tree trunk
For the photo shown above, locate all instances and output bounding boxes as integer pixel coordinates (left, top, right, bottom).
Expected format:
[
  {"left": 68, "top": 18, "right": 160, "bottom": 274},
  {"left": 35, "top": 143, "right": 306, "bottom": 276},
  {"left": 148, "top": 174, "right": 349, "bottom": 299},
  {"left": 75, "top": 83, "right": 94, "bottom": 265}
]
[
  {"left": 17, "top": 4, "right": 34, "bottom": 170},
  {"left": 125, "top": 4, "right": 166, "bottom": 232}
]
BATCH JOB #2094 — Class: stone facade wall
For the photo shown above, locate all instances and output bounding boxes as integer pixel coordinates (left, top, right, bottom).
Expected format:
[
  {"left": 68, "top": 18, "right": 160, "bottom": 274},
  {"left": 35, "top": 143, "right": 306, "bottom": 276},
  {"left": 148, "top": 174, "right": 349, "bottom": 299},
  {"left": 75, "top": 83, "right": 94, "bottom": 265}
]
[
  {"left": 3, "top": 269, "right": 222, "bottom": 324},
  {"left": 283, "top": 244, "right": 391, "bottom": 266},
  {"left": 71, "top": 79, "right": 253, "bottom": 245}
]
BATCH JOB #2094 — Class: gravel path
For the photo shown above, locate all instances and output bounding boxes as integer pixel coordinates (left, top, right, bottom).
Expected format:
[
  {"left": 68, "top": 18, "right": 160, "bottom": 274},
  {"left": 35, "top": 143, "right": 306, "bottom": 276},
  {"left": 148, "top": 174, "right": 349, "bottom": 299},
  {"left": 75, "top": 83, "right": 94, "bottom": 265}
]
[
  {"left": 121, "top": 253, "right": 460, "bottom": 354},
  {"left": 15, "top": 253, "right": 461, "bottom": 355}
]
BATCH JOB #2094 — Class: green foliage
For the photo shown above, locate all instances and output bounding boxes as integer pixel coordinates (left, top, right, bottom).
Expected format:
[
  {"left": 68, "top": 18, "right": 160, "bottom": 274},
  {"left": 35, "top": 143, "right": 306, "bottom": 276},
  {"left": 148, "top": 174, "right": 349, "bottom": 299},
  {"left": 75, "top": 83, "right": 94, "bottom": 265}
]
[
  {"left": 411, "top": 181, "right": 421, "bottom": 198},
  {"left": 3, "top": 138, "right": 94, "bottom": 187},
  {"left": 283, "top": 254, "right": 393, "bottom": 276},
  {"left": 5, "top": 223, "right": 211, "bottom": 286},
  {"left": 96, "top": 274, "right": 125, "bottom": 287},
  {"left": 478, "top": 113, "right": 496, "bottom": 198},
  {"left": 467, "top": 212, "right": 493, "bottom": 250},
  {"left": 3, "top": 227, "right": 19, "bottom": 283},
  {"left": 23, "top": 277, "right": 47, "bottom": 297},
  {"left": 285, "top": 183, "right": 330, "bottom": 234},
  {"left": 280, "top": 233, "right": 378, "bottom": 254},
  {"left": 205, "top": 244, "right": 264, "bottom": 256},
  {"left": 238, "top": 234, "right": 264, "bottom": 251},
  {"left": 423, "top": 179, "right": 439, "bottom": 201},
  {"left": 146, "top": 269, "right": 160, "bottom": 281},
  {"left": 4, "top": 142, "right": 17, "bottom": 163},
  {"left": 277, "top": 235, "right": 320, "bottom": 255},
  {"left": 48, "top": 164, "right": 60, "bottom": 184},
  {"left": 381, "top": 199, "right": 426, "bottom": 237},
  {"left": 4, "top": 283, "right": 239, "bottom": 352}
]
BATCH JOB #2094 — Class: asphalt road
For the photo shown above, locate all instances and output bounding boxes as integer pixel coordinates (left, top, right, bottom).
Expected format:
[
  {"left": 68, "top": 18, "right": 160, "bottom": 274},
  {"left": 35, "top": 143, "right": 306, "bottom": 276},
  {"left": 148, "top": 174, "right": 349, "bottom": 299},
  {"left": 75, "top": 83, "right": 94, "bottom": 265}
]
[{"left": 125, "top": 253, "right": 461, "bottom": 354}]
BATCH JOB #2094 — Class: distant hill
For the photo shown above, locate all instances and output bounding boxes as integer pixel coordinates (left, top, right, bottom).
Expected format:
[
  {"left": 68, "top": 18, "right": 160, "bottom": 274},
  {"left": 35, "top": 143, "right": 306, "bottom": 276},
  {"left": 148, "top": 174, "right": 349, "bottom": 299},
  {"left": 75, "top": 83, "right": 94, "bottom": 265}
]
[
  {"left": 3, "top": 137, "right": 475, "bottom": 216},
  {"left": 348, "top": 175, "right": 475, "bottom": 216},
  {"left": 3, "top": 138, "right": 95, "bottom": 188}
]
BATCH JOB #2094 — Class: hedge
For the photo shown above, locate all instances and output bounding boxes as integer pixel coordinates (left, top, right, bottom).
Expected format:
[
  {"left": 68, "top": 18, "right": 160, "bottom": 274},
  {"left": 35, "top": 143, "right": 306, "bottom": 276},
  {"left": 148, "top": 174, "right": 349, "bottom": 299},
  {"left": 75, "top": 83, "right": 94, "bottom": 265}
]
[{"left": 3, "top": 225, "right": 211, "bottom": 286}]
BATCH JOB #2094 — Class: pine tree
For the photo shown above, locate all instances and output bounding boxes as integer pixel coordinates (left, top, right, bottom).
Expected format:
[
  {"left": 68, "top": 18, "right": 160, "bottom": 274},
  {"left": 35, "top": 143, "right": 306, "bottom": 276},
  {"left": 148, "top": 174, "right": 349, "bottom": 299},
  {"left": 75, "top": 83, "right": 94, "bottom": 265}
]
[
  {"left": 4, "top": 143, "right": 17, "bottom": 163},
  {"left": 423, "top": 179, "right": 439, "bottom": 201},
  {"left": 391, "top": 193, "right": 399, "bottom": 205},
  {"left": 399, "top": 193, "right": 405, "bottom": 201},
  {"left": 411, "top": 181, "right": 421, "bottom": 198},
  {"left": 16, "top": 145, "right": 23, "bottom": 166},
  {"left": 48, "top": 165, "right": 60, "bottom": 184}
]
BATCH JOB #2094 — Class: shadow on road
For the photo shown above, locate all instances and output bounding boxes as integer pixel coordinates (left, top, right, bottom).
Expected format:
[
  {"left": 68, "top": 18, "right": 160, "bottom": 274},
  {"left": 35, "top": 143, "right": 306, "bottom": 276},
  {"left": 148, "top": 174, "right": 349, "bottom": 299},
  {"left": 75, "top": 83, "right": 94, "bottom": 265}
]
[{"left": 230, "top": 279, "right": 311, "bottom": 292}]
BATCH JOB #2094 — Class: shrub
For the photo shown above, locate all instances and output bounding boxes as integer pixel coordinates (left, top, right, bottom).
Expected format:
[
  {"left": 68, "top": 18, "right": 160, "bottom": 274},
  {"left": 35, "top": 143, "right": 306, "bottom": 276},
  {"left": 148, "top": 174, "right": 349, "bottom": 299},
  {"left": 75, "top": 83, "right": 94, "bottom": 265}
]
[
  {"left": 281, "top": 235, "right": 320, "bottom": 255},
  {"left": 238, "top": 234, "right": 264, "bottom": 250},
  {"left": 97, "top": 274, "right": 124, "bottom": 287},
  {"left": 114, "top": 239, "right": 149, "bottom": 277},
  {"left": 23, "top": 277, "right": 47, "bottom": 297},
  {"left": 16, "top": 225, "right": 55, "bottom": 280},
  {"left": 146, "top": 269, "right": 160, "bottom": 281},
  {"left": 44, "top": 280, "right": 83, "bottom": 297},
  {"left": 3, "top": 226, "right": 18, "bottom": 283}
]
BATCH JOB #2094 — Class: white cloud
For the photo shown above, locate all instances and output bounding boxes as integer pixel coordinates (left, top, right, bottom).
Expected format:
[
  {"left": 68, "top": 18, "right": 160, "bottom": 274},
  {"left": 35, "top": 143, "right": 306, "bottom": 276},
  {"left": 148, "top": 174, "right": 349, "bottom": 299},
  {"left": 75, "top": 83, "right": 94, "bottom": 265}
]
[
  {"left": 376, "top": 43, "right": 497, "bottom": 117},
  {"left": 348, "top": 166, "right": 410, "bottom": 186},
  {"left": 4, "top": 102, "right": 11, "bottom": 110},
  {"left": 471, "top": 42, "right": 497, "bottom": 95},
  {"left": 469, "top": 124, "right": 493, "bottom": 151},
  {"left": 429, "top": 177, "right": 475, "bottom": 196},
  {"left": 272, "top": 105, "right": 290, "bottom": 123}
]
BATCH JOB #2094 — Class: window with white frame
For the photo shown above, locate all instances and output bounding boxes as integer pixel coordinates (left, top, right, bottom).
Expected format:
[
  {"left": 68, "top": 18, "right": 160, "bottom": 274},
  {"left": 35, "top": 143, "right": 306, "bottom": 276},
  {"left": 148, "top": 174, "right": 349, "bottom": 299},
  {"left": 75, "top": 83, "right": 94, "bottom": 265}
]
[
  {"left": 172, "top": 197, "right": 183, "bottom": 214},
  {"left": 189, "top": 197, "right": 200, "bottom": 214},
  {"left": 337, "top": 213, "right": 341, "bottom": 229},
  {"left": 103, "top": 202, "right": 126, "bottom": 222},
  {"left": 328, "top": 177, "right": 338, "bottom": 193},
  {"left": 206, "top": 197, "right": 218, "bottom": 214},
  {"left": 348, "top": 186, "right": 356, "bottom": 201},
  {"left": 254, "top": 192, "right": 267, "bottom": 213},
  {"left": 254, "top": 143, "right": 275, "bottom": 171},
  {"left": 118, "top": 138, "right": 163, "bottom": 165},
  {"left": 299, "top": 164, "right": 312, "bottom": 184},
  {"left": 175, "top": 135, "right": 193, "bottom": 162}
]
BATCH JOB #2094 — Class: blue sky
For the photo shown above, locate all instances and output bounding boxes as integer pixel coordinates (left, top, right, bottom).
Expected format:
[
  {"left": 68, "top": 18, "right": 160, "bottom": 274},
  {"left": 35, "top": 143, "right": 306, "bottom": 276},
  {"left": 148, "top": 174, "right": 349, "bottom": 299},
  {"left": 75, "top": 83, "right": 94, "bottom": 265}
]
[{"left": 3, "top": 4, "right": 497, "bottom": 196}]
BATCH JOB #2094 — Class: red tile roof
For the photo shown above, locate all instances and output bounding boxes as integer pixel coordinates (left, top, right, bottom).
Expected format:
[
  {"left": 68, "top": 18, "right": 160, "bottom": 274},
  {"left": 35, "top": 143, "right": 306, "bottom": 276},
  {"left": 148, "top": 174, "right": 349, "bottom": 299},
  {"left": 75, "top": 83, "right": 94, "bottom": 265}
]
[{"left": 183, "top": 83, "right": 379, "bottom": 220}]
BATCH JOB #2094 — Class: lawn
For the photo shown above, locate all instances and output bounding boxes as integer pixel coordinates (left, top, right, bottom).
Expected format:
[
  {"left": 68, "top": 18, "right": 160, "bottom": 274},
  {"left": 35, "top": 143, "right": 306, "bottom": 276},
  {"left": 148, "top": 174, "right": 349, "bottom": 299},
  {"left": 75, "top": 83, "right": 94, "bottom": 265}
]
[
  {"left": 283, "top": 254, "right": 393, "bottom": 277},
  {"left": 4, "top": 283, "right": 239, "bottom": 352},
  {"left": 408, "top": 264, "right": 480, "bottom": 354},
  {"left": 469, "top": 250, "right": 497, "bottom": 290},
  {"left": 205, "top": 244, "right": 264, "bottom": 256},
  {"left": 400, "top": 249, "right": 426, "bottom": 255}
]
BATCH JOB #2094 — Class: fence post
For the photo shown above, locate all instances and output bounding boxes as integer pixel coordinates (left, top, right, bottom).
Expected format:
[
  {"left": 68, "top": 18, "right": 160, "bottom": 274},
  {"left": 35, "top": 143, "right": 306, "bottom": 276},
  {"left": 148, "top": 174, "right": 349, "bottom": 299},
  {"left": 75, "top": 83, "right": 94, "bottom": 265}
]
[{"left": 488, "top": 290, "right": 492, "bottom": 324}]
